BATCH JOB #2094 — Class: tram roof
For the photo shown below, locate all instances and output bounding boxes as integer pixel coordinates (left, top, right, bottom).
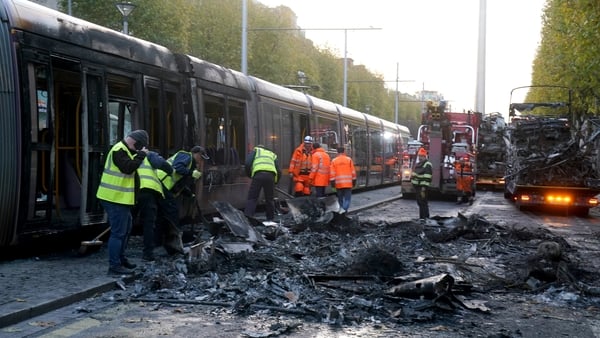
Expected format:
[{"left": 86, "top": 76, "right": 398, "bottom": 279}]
[
  {"left": 249, "top": 76, "right": 310, "bottom": 109},
  {"left": 5, "top": 0, "right": 178, "bottom": 71}
]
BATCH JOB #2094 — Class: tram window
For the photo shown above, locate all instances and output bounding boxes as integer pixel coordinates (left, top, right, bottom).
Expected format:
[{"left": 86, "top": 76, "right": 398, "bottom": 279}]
[
  {"left": 107, "top": 75, "right": 135, "bottom": 144},
  {"left": 346, "top": 122, "right": 366, "bottom": 185},
  {"left": 228, "top": 99, "right": 245, "bottom": 165},
  {"left": 34, "top": 65, "right": 49, "bottom": 137},
  {"left": 107, "top": 101, "right": 133, "bottom": 145},
  {"left": 352, "top": 127, "right": 368, "bottom": 166},
  {"left": 343, "top": 123, "right": 351, "bottom": 153},
  {"left": 204, "top": 95, "right": 226, "bottom": 165},
  {"left": 384, "top": 131, "right": 401, "bottom": 159},
  {"left": 259, "top": 105, "right": 304, "bottom": 165},
  {"left": 107, "top": 75, "right": 134, "bottom": 98},
  {"left": 147, "top": 87, "right": 160, "bottom": 148},
  {"left": 371, "top": 129, "right": 383, "bottom": 164},
  {"left": 280, "top": 109, "right": 294, "bottom": 168},
  {"left": 259, "top": 104, "right": 276, "bottom": 151},
  {"left": 165, "top": 90, "right": 177, "bottom": 150},
  {"left": 271, "top": 110, "right": 282, "bottom": 155},
  {"left": 313, "top": 115, "right": 338, "bottom": 155},
  {"left": 37, "top": 90, "right": 49, "bottom": 131},
  {"left": 202, "top": 94, "right": 247, "bottom": 166}
]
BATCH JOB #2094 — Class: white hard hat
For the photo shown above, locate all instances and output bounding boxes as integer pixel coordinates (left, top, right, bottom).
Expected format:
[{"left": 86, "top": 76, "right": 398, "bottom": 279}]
[{"left": 304, "top": 136, "right": 313, "bottom": 143}]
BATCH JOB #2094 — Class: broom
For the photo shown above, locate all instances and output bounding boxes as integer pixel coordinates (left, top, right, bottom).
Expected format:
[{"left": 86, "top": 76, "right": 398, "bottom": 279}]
[{"left": 78, "top": 226, "right": 110, "bottom": 255}]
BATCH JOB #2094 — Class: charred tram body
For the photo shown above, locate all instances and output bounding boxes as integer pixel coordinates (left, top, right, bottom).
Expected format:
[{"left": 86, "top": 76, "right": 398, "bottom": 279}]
[{"left": 0, "top": 0, "right": 411, "bottom": 248}]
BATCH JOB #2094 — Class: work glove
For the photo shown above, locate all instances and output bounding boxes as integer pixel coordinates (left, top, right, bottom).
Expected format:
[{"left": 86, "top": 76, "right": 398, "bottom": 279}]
[
  {"left": 192, "top": 169, "right": 202, "bottom": 179},
  {"left": 352, "top": 179, "right": 357, "bottom": 187},
  {"left": 330, "top": 181, "right": 335, "bottom": 188},
  {"left": 420, "top": 187, "right": 427, "bottom": 199},
  {"left": 135, "top": 150, "right": 147, "bottom": 160}
]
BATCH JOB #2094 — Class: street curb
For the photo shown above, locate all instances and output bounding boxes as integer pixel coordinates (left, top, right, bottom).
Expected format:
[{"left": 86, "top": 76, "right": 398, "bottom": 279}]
[
  {"left": 348, "top": 195, "right": 402, "bottom": 214},
  {"left": 0, "top": 276, "right": 134, "bottom": 328}
]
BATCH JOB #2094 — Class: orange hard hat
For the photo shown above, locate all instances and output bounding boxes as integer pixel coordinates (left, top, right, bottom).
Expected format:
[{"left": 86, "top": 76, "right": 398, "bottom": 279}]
[{"left": 418, "top": 148, "right": 427, "bottom": 156}]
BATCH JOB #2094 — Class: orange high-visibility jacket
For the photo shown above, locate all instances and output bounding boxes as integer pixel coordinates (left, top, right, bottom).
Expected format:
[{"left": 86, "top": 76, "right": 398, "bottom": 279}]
[
  {"left": 455, "top": 160, "right": 473, "bottom": 175},
  {"left": 330, "top": 153, "right": 356, "bottom": 189},
  {"left": 309, "top": 147, "right": 331, "bottom": 187},
  {"left": 289, "top": 143, "right": 312, "bottom": 178},
  {"left": 455, "top": 160, "right": 473, "bottom": 192}
]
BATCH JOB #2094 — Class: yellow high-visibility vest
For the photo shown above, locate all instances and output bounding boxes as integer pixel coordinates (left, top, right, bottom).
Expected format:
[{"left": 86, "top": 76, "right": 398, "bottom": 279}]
[
  {"left": 138, "top": 157, "right": 164, "bottom": 198},
  {"left": 96, "top": 142, "right": 137, "bottom": 205}
]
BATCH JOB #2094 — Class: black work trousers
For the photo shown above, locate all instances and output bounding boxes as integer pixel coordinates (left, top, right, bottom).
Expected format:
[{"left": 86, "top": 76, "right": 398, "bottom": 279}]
[
  {"left": 244, "top": 171, "right": 276, "bottom": 221},
  {"left": 136, "top": 188, "right": 160, "bottom": 257},
  {"left": 155, "top": 189, "right": 180, "bottom": 248},
  {"left": 415, "top": 185, "right": 430, "bottom": 219}
]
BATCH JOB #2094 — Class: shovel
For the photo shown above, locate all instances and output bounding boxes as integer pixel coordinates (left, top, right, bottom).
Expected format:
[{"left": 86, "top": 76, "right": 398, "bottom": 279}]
[{"left": 78, "top": 226, "right": 110, "bottom": 255}]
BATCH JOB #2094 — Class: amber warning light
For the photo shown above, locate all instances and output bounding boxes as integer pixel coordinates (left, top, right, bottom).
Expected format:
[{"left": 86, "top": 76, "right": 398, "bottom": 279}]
[{"left": 546, "top": 195, "right": 572, "bottom": 205}]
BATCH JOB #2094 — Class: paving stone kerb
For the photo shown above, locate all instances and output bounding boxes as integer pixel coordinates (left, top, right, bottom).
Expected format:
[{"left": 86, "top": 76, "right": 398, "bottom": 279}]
[{"left": 0, "top": 247, "right": 116, "bottom": 328}]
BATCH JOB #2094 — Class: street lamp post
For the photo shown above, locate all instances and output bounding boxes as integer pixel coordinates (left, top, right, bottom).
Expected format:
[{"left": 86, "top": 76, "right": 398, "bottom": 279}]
[
  {"left": 297, "top": 70, "right": 307, "bottom": 86},
  {"left": 341, "top": 28, "right": 381, "bottom": 107},
  {"left": 393, "top": 62, "right": 415, "bottom": 124},
  {"left": 283, "top": 70, "right": 319, "bottom": 93},
  {"left": 115, "top": 2, "right": 136, "bottom": 35}
]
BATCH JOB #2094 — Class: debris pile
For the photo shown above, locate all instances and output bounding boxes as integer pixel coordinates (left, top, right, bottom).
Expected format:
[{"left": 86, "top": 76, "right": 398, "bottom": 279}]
[{"left": 115, "top": 205, "right": 600, "bottom": 332}]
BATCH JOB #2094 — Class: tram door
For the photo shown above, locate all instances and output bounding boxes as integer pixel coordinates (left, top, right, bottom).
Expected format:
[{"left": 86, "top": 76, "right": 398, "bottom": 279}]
[
  {"left": 80, "top": 70, "right": 109, "bottom": 225},
  {"left": 25, "top": 57, "right": 54, "bottom": 228},
  {"left": 21, "top": 55, "right": 84, "bottom": 228}
]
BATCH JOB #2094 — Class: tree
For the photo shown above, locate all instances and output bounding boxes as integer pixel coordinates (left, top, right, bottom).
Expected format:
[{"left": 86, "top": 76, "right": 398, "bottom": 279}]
[
  {"left": 58, "top": 0, "right": 403, "bottom": 123},
  {"left": 531, "top": 0, "right": 600, "bottom": 115}
]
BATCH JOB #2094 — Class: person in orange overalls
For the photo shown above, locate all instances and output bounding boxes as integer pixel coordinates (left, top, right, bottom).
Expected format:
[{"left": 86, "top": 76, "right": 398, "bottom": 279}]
[
  {"left": 455, "top": 155, "right": 474, "bottom": 205},
  {"left": 330, "top": 147, "right": 357, "bottom": 213},
  {"left": 309, "top": 142, "right": 331, "bottom": 198},
  {"left": 289, "top": 136, "right": 313, "bottom": 196}
]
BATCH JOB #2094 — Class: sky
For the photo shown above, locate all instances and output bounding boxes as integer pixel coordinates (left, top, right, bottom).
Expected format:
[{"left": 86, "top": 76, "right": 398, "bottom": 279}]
[{"left": 256, "top": 0, "right": 546, "bottom": 118}]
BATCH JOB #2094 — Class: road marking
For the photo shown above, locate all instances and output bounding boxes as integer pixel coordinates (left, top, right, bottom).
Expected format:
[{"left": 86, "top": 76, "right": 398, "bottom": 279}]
[{"left": 37, "top": 318, "right": 101, "bottom": 337}]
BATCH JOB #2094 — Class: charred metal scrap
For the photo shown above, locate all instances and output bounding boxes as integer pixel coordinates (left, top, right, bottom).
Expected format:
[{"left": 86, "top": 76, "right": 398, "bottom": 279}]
[
  {"left": 477, "top": 113, "right": 507, "bottom": 179},
  {"left": 385, "top": 273, "right": 489, "bottom": 312},
  {"left": 505, "top": 116, "right": 600, "bottom": 187},
  {"left": 285, "top": 196, "right": 340, "bottom": 228},
  {"left": 118, "top": 212, "right": 600, "bottom": 329}
]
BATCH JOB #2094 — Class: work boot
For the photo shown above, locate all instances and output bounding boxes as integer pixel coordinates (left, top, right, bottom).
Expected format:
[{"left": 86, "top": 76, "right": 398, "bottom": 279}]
[
  {"left": 121, "top": 258, "right": 137, "bottom": 269},
  {"left": 107, "top": 266, "right": 133, "bottom": 276},
  {"left": 456, "top": 197, "right": 463, "bottom": 204},
  {"left": 469, "top": 197, "right": 474, "bottom": 206}
]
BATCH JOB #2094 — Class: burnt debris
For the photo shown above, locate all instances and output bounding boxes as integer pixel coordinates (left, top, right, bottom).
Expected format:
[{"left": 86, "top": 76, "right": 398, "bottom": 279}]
[
  {"left": 110, "top": 206, "right": 600, "bottom": 332},
  {"left": 505, "top": 115, "right": 600, "bottom": 187}
]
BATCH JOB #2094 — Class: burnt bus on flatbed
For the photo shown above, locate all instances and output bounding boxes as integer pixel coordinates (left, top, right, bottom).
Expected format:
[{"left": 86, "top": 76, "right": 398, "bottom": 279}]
[{"left": 504, "top": 86, "right": 600, "bottom": 216}]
